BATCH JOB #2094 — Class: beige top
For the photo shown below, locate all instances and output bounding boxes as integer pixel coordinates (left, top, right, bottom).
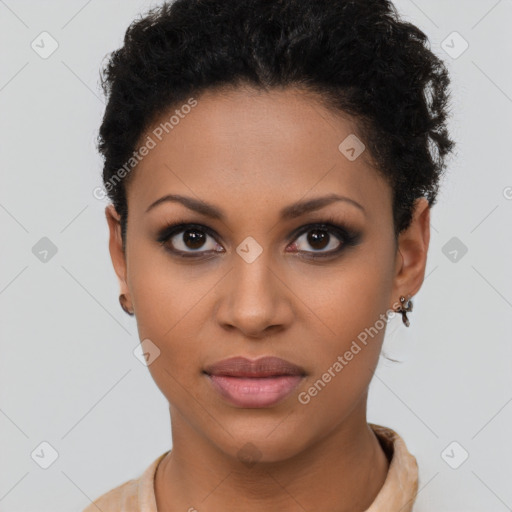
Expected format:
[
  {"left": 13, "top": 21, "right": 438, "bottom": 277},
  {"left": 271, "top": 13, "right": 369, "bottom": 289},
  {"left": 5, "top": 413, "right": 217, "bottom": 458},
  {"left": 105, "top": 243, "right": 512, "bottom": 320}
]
[{"left": 83, "top": 423, "right": 419, "bottom": 512}]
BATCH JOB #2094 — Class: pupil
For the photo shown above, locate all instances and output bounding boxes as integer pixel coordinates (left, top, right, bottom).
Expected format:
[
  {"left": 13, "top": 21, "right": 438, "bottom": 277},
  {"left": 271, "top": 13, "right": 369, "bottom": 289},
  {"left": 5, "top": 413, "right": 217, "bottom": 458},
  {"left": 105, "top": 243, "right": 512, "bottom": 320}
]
[
  {"left": 184, "top": 229, "right": 205, "bottom": 249},
  {"left": 308, "top": 229, "right": 329, "bottom": 250}
]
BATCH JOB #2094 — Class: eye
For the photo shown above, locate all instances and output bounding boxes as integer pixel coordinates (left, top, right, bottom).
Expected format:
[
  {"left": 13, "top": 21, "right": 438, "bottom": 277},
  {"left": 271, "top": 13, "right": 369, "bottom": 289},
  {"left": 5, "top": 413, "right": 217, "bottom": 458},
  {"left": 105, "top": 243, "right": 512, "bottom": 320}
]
[
  {"left": 157, "top": 219, "right": 362, "bottom": 260},
  {"left": 286, "top": 222, "right": 360, "bottom": 259},
  {"left": 157, "top": 223, "right": 224, "bottom": 258},
  {"left": 289, "top": 227, "right": 341, "bottom": 254}
]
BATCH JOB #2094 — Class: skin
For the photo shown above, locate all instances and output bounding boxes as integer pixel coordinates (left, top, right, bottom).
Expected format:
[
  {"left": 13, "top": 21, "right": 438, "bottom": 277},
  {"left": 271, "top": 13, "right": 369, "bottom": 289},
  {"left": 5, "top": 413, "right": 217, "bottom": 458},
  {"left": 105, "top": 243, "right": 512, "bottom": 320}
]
[{"left": 106, "top": 86, "right": 430, "bottom": 512}]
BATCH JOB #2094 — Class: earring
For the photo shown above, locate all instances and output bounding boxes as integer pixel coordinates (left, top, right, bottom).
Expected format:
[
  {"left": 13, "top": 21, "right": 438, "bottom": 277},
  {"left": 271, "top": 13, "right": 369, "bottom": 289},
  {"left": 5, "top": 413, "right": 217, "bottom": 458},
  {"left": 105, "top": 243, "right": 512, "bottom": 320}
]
[
  {"left": 119, "top": 293, "right": 134, "bottom": 316},
  {"left": 396, "top": 295, "right": 413, "bottom": 327}
]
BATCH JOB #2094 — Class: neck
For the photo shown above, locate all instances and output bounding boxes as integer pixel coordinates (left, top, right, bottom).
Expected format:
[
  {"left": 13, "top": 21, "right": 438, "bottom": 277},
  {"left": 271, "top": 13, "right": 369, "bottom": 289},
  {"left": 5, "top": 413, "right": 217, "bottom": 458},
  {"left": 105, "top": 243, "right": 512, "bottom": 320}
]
[{"left": 155, "top": 399, "right": 390, "bottom": 512}]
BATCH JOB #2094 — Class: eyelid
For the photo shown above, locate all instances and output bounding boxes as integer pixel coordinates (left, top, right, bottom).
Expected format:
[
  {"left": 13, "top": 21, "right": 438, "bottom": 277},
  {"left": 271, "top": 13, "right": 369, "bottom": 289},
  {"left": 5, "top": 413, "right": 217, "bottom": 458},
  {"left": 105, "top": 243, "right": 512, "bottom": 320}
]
[
  {"left": 156, "top": 221, "right": 221, "bottom": 245},
  {"left": 287, "top": 220, "right": 352, "bottom": 244}
]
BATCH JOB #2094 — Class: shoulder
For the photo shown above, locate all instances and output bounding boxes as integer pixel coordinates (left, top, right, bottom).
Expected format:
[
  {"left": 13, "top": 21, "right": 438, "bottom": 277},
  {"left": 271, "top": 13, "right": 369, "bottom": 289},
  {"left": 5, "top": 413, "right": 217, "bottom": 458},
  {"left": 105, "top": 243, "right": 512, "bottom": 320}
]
[
  {"left": 82, "top": 477, "right": 139, "bottom": 512},
  {"left": 366, "top": 423, "right": 419, "bottom": 512},
  {"left": 82, "top": 451, "right": 170, "bottom": 512},
  {"left": 83, "top": 479, "right": 138, "bottom": 512},
  {"left": 369, "top": 423, "right": 418, "bottom": 476}
]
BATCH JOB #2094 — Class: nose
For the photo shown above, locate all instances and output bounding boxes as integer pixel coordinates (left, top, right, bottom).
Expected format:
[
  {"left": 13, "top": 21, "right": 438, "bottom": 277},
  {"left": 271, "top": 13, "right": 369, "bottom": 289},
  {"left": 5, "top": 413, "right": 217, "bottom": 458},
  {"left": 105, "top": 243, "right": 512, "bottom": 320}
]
[{"left": 215, "top": 250, "right": 294, "bottom": 339}]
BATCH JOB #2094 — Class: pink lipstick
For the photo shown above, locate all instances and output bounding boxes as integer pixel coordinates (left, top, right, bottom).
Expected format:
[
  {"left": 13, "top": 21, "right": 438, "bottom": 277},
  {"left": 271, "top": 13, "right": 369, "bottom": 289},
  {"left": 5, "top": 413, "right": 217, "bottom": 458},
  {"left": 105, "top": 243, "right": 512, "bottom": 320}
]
[{"left": 204, "top": 356, "right": 306, "bottom": 408}]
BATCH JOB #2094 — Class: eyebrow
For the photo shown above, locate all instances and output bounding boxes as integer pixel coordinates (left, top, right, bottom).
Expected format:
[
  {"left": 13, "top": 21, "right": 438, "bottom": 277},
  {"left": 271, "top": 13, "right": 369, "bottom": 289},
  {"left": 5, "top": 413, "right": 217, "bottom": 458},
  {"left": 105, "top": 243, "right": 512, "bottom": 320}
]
[{"left": 145, "top": 193, "right": 365, "bottom": 220}]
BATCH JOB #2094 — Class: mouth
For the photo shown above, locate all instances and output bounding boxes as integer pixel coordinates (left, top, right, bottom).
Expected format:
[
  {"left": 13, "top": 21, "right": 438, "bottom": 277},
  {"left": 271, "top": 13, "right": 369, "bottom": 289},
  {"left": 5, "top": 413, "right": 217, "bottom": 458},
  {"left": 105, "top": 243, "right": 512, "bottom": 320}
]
[{"left": 203, "top": 356, "right": 306, "bottom": 408}]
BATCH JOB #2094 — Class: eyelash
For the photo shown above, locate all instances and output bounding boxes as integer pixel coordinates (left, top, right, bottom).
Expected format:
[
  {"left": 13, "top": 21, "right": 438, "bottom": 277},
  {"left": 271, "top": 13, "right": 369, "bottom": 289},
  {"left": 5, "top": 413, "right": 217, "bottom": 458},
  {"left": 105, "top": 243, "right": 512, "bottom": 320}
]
[{"left": 156, "top": 216, "right": 362, "bottom": 261}]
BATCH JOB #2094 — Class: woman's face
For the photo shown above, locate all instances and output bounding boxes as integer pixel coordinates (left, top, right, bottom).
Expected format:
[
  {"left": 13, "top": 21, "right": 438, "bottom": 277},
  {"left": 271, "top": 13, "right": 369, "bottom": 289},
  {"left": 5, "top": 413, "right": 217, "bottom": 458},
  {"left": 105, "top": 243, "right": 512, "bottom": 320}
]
[{"left": 107, "top": 86, "right": 425, "bottom": 462}]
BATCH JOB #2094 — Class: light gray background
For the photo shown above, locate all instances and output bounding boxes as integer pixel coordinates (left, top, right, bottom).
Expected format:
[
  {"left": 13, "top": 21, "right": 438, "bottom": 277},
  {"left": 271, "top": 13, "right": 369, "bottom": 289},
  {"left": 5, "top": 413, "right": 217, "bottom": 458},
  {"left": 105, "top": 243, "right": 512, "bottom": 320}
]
[{"left": 1, "top": 1, "right": 511, "bottom": 511}]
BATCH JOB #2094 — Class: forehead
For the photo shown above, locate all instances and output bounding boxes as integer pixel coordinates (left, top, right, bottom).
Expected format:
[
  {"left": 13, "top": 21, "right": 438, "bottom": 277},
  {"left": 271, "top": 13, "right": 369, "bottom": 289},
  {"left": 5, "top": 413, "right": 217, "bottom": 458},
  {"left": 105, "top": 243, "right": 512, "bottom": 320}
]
[{"left": 127, "top": 86, "right": 391, "bottom": 222}]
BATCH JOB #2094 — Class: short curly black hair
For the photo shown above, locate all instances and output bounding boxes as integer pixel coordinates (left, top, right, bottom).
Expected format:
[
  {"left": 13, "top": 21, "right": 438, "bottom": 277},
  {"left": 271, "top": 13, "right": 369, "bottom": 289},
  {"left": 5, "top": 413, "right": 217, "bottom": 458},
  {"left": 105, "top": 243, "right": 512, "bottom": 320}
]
[{"left": 98, "top": 0, "right": 455, "bottom": 248}]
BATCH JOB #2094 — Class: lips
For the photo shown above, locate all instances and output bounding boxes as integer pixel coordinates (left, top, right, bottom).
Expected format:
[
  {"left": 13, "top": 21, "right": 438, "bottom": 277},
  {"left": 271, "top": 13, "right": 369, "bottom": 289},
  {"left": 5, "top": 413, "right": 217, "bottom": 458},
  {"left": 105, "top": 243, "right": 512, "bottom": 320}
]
[
  {"left": 204, "top": 356, "right": 306, "bottom": 378},
  {"left": 203, "top": 356, "right": 306, "bottom": 408}
]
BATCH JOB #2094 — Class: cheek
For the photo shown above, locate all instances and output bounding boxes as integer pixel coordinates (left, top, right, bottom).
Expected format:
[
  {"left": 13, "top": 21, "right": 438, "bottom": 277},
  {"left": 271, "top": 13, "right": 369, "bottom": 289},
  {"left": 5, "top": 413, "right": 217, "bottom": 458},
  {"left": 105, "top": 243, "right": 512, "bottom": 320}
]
[
  {"left": 127, "top": 248, "right": 216, "bottom": 400},
  {"left": 298, "top": 250, "right": 394, "bottom": 417},
  {"left": 127, "top": 237, "right": 210, "bottom": 337},
  {"left": 304, "top": 242, "right": 394, "bottom": 345},
  {"left": 131, "top": 271, "right": 204, "bottom": 356},
  {"left": 131, "top": 277, "right": 204, "bottom": 406}
]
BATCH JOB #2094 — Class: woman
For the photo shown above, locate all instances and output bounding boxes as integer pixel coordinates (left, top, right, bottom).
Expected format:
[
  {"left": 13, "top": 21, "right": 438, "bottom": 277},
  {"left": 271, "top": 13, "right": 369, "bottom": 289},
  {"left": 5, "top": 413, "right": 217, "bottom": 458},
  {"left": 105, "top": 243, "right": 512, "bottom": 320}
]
[{"left": 84, "top": 0, "right": 454, "bottom": 510}]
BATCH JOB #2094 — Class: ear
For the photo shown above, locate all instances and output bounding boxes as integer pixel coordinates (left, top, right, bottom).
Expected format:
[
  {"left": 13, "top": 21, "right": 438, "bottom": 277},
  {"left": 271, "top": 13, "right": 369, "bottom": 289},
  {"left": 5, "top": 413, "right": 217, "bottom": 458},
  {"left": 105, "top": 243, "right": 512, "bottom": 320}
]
[
  {"left": 105, "top": 204, "right": 130, "bottom": 301},
  {"left": 391, "top": 197, "right": 431, "bottom": 305}
]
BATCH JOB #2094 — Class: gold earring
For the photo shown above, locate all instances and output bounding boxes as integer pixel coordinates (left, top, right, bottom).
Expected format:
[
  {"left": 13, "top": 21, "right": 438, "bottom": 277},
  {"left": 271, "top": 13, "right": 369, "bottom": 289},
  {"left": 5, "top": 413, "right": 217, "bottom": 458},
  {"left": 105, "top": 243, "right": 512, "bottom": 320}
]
[
  {"left": 119, "top": 293, "right": 134, "bottom": 316},
  {"left": 396, "top": 295, "right": 413, "bottom": 327}
]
